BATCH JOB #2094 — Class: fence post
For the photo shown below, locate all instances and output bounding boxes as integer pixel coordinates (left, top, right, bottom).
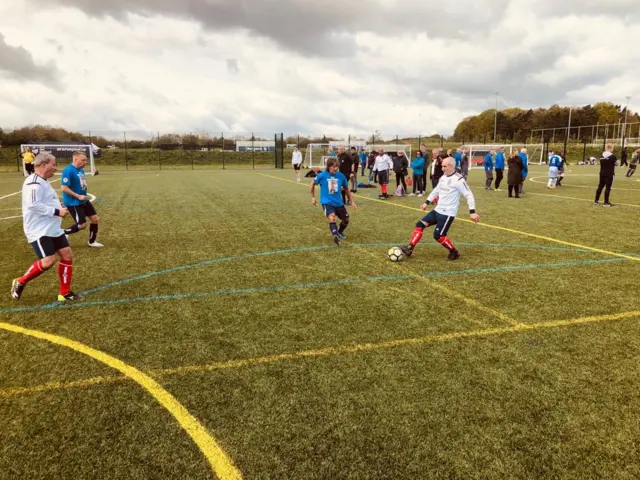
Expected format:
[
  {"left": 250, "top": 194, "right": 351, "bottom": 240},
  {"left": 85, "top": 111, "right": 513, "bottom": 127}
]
[
  {"left": 158, "top": 132, "right": 161, "bottom": 170},
  {"left": 222, "top": 133, "right": 225, "bottom": 170},
  {"left": 252, "top": 133, "right": 255, "bottom": 170},
  {"left": 124, "top": 131, "right": 128, "bottom": 170},
  {"left": 582, "top": 137, "right": 587, "bottom": 164},
  {"left": 440, "top": 135, "right": 443, "bottom": 148}
]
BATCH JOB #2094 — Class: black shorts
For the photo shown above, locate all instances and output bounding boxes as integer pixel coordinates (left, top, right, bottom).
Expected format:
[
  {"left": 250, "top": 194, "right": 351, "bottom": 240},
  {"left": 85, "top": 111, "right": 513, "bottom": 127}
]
[
  {"left": 322, "top": 204, "right": 349, "bottom": 220},
  {"left": 30, "top": 235, "right": 70, "bottom": 258},
  {"left": 377, "top": 170, "right": 389, "bottom": 185},
  {"left": 293, "top": 163, "right": 301, "bottom": 171},
  {"left": 66, "top": 201, "right": 97, "bottom": 225},
  {"left": 420, "top": 210, "right": 455, "bottom": 239}
]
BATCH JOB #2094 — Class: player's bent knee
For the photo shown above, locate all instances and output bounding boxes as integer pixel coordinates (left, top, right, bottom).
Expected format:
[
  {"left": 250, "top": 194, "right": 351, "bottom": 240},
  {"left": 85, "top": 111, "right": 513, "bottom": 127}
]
[
  {"left": 90, "top": 215, "right": 99, "bottom": 224},
  {"left": 328, "top": 214, "right": 336, "bottom": 222},
  {"left": 58, "top": 247, "right": 73, "bottom": 262},
  {"left": 415, "top": 221, "right": 426, "bottom": 229},
  {"left": 78, "top": 222, "right": 88, "bottom": 230}
]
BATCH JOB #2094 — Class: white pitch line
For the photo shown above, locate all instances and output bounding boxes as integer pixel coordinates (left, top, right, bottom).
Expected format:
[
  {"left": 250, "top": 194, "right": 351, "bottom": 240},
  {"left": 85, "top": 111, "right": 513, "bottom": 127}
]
[
  {"left": 529, "top": 176, "right": 640, "bottom": 192},
  {"left": 0, "top": 178, "right": 61, "bottom": 201},
  {"left": 0, "top": 190, "right": 95, "bottom": 221}
]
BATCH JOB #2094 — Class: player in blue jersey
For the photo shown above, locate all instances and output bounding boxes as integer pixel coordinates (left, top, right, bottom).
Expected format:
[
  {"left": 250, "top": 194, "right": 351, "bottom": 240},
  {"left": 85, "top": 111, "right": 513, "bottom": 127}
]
[
  {"left": 310, "top": 158, "right": 357, "bottom": 245},
  {"left": 61, "top": 151, "right": 103, "bottom": 247},
  {"left": 547, "top": 151, "right": 562, "bottom": 188}
]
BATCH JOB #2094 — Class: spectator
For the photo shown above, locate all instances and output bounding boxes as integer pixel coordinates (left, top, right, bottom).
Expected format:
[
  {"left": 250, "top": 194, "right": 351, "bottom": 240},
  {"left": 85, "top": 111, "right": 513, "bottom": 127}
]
[
  {"left": 410, "top": 151, "right": 425, "bottom": 197},
  {"left": 507, "top": 150, "right": 523, "bottom": 198}
]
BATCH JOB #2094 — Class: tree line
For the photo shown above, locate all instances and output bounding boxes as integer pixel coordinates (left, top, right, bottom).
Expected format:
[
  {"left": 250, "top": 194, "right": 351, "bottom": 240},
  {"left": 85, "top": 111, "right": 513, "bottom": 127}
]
[{"left": 453, "top": 102, "right": 640, "bottom": 144}]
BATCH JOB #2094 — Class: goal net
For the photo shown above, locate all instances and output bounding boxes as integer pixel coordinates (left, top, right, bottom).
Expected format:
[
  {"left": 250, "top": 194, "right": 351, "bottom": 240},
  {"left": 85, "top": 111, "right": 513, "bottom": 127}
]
[
  {"left": 304, "top": 142, "right": 411, "bottom": 169},
  {"left": 20, "top": 143, "right": 98, "bottom": 176},
  {"left": 467, "top": 144, "right": 544, "bottom": 169}
]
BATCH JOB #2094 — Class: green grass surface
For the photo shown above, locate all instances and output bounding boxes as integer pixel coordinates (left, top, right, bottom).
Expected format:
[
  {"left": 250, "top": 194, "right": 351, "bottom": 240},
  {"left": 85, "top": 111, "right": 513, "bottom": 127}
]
[{"left": 1, "top": 165, "right": 640, "bottom": 479}]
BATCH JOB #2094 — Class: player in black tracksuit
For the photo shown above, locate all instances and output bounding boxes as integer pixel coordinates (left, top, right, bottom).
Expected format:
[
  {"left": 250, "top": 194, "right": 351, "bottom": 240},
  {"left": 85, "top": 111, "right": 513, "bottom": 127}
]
[
  {"left": 594, "top": 144, "right": 617, "bottom": 207},
  {"left": 337, "top": 148, "right": 354, "bottom": 205}
]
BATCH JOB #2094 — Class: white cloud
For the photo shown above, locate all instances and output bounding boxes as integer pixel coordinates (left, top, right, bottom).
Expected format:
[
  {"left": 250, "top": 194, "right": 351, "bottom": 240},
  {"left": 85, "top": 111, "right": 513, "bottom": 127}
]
[{"left": 0, "top": 0, "right": 638, "bottom": 138}]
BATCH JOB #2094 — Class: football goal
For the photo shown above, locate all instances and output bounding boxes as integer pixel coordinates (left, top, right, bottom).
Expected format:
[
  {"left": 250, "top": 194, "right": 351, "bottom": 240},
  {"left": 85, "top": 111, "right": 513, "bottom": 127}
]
[
  {"left": 467, "top": 144, "right": 544, "bottom": 169},
  {"left": 304, "top": 143, "right": 412, "bottom": 169},
  {"left": 20, "top": 143, "right": 98, "bottom": 176}
]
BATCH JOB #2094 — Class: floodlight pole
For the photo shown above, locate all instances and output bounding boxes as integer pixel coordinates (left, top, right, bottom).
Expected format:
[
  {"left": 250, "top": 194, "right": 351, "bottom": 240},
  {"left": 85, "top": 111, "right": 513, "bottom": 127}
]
[
  {"left": 622, "top": 96, "right": 631, "bottom": 151},
  {"left": 563, "top": 107, "right": 572, "bottom": 160},
  {"left": 493, "top": 90, "right": 499, "bottom": 142}
]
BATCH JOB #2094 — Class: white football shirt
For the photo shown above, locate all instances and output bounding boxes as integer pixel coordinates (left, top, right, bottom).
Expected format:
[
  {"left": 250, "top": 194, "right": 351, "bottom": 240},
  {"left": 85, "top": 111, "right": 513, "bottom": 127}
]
[
  {"left": 427, "top": 172, "right": 476, "bottom": 217},
  {"left": 21, "top": 174, "right": 64, "bottom": 243}
]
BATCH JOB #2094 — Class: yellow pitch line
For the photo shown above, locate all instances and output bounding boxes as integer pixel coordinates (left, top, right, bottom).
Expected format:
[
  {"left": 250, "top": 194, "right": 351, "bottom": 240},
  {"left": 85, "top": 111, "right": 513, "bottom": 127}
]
[
  {"left": 258, "top": 173, "right": 640, "bottom": 263},
  {"left": 4, "top": 310, "right": 640, "bottom": 400},
  {"left": 0, "top": 321, "right": 242, "bottom": 480},
  {"left": 526, "top": 191, "right": 640, "bottom": 208}
]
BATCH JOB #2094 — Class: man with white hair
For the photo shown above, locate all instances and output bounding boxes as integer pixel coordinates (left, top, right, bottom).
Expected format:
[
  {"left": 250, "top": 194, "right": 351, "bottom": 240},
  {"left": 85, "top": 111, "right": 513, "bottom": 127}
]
[
  {"left": 11, "top": 153, "right": 82, "bottom": 302},
  {"left": 372, "top": 147, "right": 393, "bottom": 199},
  {"left": 401, "top": 156, "right": 480, "bottom": 260}
]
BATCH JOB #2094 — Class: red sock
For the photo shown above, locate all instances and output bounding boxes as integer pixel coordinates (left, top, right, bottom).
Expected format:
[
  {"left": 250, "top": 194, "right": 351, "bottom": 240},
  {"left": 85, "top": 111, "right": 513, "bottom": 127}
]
[
  {"left": 410, "top": 227, "right": 424, "bottom": 246},
  {"left": 18, "top": 260, "right": 46, "bottom": 285},
  {"left": 58, "top": 260, "right": 73, "bottom": 295},
  {"left": 438, "top": 236, "right": 455, "bottom": 251}
]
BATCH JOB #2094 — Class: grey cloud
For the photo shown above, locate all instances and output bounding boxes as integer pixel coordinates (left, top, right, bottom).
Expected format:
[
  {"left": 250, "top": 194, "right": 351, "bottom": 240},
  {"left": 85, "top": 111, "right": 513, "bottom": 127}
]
[
  {"left": 536, "top": 0, "right": 640, "bottom": 20},
  {"left": 226, "top": 58, "right": 239, "bottom": 74},
  {"left": 29, "top": 0, "right": 510, "bottom": 57},
  {"left": 0, "top": 33, "right": 62, "bottom": 88}
]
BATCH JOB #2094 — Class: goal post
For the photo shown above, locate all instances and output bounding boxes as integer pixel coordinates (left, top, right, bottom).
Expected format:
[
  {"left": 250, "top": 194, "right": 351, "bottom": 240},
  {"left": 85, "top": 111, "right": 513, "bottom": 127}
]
[
  {"left": 304, "top": 142, "right": 411, "bottom": 169},
  {"left": 20, "top": 143, "right": 98, "bottom": 176},
  {"left": 467, "top": 144, "right": 544, "bottom": 169}
]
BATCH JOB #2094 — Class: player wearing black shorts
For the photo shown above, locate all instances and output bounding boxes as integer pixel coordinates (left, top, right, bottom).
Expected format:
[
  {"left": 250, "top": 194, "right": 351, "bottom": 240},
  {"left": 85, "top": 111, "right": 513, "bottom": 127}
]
[{"left": 61, "top": 151, "right": 103, "bottom": 247}]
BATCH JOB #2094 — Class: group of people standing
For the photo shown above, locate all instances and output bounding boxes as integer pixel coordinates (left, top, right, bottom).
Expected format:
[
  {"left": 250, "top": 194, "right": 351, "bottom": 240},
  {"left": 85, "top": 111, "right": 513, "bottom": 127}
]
[{"left": 479, "top": 147, "right": 531, "bottom": 198}]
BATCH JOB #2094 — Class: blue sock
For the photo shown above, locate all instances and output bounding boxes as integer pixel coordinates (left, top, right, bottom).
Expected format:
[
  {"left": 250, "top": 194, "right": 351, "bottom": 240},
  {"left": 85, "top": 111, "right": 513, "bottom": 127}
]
[{"left": 329, "top": 222, "right": 338, "bottom": 235}]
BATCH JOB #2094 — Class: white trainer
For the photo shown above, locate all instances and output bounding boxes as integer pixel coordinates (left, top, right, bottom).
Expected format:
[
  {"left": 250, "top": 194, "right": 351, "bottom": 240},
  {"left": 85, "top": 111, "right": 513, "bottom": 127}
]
[{"left": 88, "top": 242, "right": 104, "bottom": 248}]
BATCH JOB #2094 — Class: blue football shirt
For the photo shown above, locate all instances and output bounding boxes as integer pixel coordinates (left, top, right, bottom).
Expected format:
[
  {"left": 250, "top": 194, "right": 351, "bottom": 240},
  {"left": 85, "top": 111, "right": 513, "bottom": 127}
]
[
  {"left": 314, "top": 171, "right": 348, "bottom": 207},
  {"left": 61, "top": 164, "right": 88, "bottom": 206}
]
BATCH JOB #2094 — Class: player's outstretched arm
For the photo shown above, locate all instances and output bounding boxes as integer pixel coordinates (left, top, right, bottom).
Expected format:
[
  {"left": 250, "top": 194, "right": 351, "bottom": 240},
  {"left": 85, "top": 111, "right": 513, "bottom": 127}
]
[{"left": 457, "top": 180, "right": 479, "bottom": 222}]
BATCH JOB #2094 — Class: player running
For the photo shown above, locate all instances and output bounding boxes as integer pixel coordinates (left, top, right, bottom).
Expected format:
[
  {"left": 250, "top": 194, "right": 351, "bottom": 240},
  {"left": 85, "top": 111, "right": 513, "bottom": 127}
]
[
  {"left": 310, "top": 158, "right": 357, "bottom": 245},
  {"left": 401, "top": 157, "right": 479, "bottom": 260},
  {"left": 547, "top": 151, "right": 562, "bottom": 188},
  {"left": 61, "top": 151, "right": 103, "bottom": 247},
  {"left": 10, "top": 153, "right": 82, "bottom": 302}
]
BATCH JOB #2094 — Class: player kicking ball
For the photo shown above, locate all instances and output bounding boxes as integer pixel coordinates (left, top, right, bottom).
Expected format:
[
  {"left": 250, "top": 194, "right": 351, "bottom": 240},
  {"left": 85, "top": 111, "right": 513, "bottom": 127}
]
[
  {"left": 11, "top": 153, "right": 83, "bottom": 302},
  {"left": 401, "top": 157, "right": 479, "bottom": 260},
  {"left": 311, "top": 158, "right": 357, "bottom": 245},
  {"left": 61, "top": 151, "right": 103, "bottom": 247}
]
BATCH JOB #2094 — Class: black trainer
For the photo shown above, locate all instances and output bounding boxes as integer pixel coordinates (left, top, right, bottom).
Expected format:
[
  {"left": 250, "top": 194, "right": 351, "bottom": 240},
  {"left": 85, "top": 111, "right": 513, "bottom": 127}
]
[
  {"left": 57, "top": 291, "right": 84, "bottom": 302},
  {"left": 333, "top": 234, "right": 341, "bottom": 246},
  {"left": 447, "top": 249, "right": 460, "bottom": 261},
  {"left": 11, "top": 279, "right": 25, "bottom": 300},
  {"left": 400, "top": 246, "right": 413, "bottom": 257}
]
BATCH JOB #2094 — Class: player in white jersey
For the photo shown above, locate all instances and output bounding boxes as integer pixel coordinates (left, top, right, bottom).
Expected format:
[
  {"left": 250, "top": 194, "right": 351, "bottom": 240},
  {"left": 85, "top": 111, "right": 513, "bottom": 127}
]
[
  {"left": 291, "top": 146, "right": 303, "bottom": 182},
  {"left": 401, "top": 157, "right": 480, "bottom": 260},
  {"left": 10, "top": 153, "right": 83, "bottom": 302},
  {"left": 372, "top": 147, "right": 393, "bottom": 199}
]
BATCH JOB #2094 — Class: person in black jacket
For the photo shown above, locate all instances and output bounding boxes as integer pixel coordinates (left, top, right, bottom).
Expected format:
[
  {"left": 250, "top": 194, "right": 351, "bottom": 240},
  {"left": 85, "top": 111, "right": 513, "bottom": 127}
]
[
  {"left": 393, "top": 151, "right": 409, "bottom": 192},
  {"left": 594, "top": 144, "right": 617, "bottom": 207},
  {"left": 337, "top": 145, "right": 355, "bottom": 205}
]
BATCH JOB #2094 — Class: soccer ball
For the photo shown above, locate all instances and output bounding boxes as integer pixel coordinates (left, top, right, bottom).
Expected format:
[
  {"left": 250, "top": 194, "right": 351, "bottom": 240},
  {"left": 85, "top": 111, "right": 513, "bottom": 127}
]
[{"left": 387, "top": 247, "right": 404, "bottom": 262}]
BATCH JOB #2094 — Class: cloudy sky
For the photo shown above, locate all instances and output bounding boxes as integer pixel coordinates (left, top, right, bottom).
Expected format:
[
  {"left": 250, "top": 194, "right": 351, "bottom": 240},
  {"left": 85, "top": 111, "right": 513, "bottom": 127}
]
[{"left": 1, "top": 0, "right": 638, "bottom": 139}]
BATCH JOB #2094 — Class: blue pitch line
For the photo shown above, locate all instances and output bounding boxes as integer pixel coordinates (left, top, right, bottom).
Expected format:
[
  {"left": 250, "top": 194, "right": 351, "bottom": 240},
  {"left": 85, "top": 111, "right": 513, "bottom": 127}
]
[
  {"left": 76, "top": 241, "right": 599, "bottom": 298},
  {"left": 0, "top": 257, "right": 626, "bottom": 315}
]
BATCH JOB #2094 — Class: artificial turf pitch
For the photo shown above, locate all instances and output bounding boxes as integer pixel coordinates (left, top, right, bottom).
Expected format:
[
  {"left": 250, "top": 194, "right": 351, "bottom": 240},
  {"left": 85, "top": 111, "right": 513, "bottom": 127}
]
[{"left": 1, "top": 165, "right": 640, "bottom": 479}]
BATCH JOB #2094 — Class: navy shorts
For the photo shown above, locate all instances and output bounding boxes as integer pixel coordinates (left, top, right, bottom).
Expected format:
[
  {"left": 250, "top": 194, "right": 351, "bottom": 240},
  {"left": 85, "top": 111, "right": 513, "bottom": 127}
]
[
  {"left": 377, "top": 170, "right": 389, "bottom": 185},
  {"left": 420, "top": 209, "right": 455, "bottom": 239},
  {"left": 31, "top": 235, "right": 70, "bottom": 258},
  {"left": 66, "top": 201, "right": 97, "bottom": 225},
  {"left": 322, "top": 204, "right": 349, "bottom": 220}
]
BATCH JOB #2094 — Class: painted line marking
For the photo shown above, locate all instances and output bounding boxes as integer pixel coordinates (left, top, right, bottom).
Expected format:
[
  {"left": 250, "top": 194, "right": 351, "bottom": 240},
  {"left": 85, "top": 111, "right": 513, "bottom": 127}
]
[
  {"left": 526, "top": 191, "right": 640, "bottom": 208},
  {"left": 0, "top": 321, "right": 242, "bottom": 480},
  {"left": 257, "top": 173, "right": 640, "bottom": 263},
  {"left": 529, "top": 176, "right": 640, "bottom": 191},
  {"left": 0, "top": 215, "right": 21, "bottom": 221},
  {"left": 0, "top": 178, "right": 61, "bottom": 201},
  {"left": 3, "top": 309, "right": 639, "bottom": 399},
  {"left": 0, "top": 192, "right": 95, "bottom": 221},
  {"left": 0, "top": 257, "right": 626, "bottom": 316}
]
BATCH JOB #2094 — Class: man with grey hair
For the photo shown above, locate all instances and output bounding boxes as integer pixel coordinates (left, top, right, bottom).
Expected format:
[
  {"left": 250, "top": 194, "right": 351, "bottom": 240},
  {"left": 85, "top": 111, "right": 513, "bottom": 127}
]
[{"left": 11, "top": 153, "right": 83, "bottom": 302}]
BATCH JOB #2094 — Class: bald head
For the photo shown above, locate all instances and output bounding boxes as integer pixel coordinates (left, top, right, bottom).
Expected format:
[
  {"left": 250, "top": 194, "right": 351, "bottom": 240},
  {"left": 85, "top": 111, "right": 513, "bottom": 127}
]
[{"left": 442, "top": 156, "right": 456, "bottom": 175}]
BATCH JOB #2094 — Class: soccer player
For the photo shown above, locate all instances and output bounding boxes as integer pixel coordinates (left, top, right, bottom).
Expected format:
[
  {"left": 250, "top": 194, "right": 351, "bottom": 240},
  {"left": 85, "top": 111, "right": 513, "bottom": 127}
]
[
  {"left": 10, "top": 153, "right": 82, "bottom": 302},
  {"left": 310, "top": 158, "right": 357, "bottom": 245},
  {"left": 372, "top": 147, "right": 393, "bottom": 199},
  {"left": 22, "top": 147, "right": 35, "bottom": 175},
  {"left": 484, "top": 149, "right": 495, "bottom": 190},
  {"left": 547, "top": 151, "right": 562, "bottom": 188},
  {"left": 292, "top": 146, "right": 303, "bottom": 182},
  {"left": 626, "top": 148, "right": 639, "bottom": 177},
  {"left": 556, "top": 150, "right": 566, "bottom": 186},
  {"left": 594, "top": 144, "right": 617, "bottom": 207},
  {"left": 401, "top": 157, "right": 479, "bottom": 260},
  {"left": 61, "top": 151, "right": 103, "bottom": 247},
  {"left": 494, "top": 147, "right": 505, "bottom": 190}
]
